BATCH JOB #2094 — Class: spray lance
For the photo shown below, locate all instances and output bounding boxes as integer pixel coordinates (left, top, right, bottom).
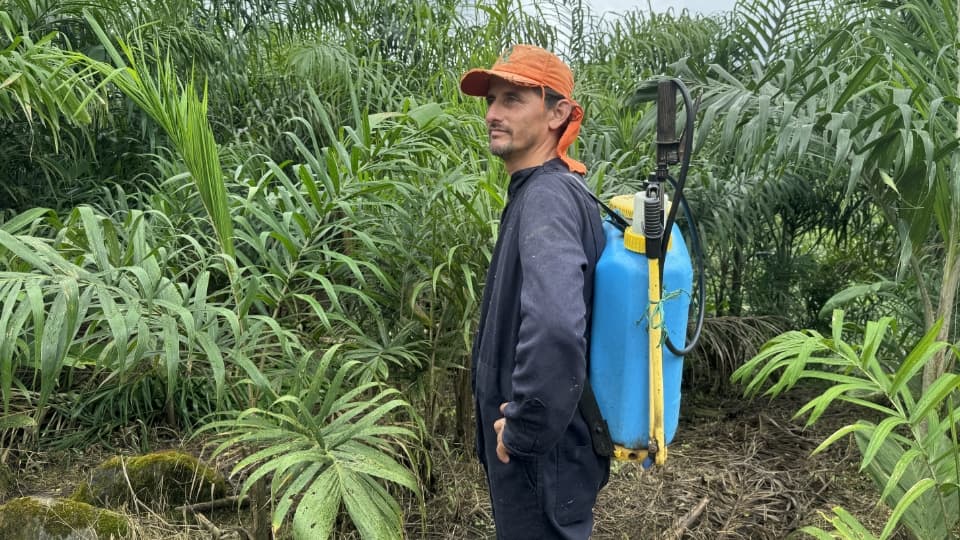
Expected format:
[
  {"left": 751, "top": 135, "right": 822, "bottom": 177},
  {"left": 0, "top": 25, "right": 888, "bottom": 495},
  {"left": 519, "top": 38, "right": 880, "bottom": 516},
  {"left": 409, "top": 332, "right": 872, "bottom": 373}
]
[{"left": 587, "top": 78, "right": 706, "bottom": 468}]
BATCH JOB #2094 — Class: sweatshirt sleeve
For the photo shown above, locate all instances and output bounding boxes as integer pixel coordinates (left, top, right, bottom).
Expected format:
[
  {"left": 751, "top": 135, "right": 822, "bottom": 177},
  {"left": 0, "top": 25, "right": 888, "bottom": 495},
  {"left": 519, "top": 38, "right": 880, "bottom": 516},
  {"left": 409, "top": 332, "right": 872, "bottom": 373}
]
[{"left": 501, "top": 179, "right": 589, "bottom": 457}]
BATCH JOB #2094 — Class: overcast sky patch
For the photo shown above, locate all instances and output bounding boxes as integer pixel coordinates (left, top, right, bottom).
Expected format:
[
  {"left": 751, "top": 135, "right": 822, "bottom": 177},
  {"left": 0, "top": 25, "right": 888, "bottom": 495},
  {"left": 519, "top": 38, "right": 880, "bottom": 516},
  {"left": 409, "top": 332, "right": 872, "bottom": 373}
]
[{"left": 588, "top": 0, "right": 736, "bottom": 16}]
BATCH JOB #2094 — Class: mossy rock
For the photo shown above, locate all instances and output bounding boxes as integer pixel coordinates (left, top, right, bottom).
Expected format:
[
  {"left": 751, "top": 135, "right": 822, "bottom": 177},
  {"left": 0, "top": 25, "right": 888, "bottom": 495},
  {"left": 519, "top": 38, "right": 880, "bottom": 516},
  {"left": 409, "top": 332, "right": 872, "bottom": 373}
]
[
  {"left": 71, "top": 450, "right": 227, "bottom": 510},
  {"left": 0, "top": 496, "right": 129, "bottom": 539}
]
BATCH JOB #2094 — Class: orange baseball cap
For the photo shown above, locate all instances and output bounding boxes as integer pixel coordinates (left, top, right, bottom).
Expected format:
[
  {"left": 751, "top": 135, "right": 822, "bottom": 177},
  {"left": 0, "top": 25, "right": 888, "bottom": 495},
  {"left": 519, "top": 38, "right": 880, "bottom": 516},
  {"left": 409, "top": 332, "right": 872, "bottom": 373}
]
[{"left": 460, "top": 44, "right": 586, "bottom": 174}]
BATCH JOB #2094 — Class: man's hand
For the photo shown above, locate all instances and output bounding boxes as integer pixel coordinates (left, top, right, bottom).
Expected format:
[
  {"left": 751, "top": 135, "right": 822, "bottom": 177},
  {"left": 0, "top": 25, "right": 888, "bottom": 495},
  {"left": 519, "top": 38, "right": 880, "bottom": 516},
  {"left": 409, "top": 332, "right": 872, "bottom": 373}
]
[{"left": 493, "top": 402, "right": 510, "bottom": 463}]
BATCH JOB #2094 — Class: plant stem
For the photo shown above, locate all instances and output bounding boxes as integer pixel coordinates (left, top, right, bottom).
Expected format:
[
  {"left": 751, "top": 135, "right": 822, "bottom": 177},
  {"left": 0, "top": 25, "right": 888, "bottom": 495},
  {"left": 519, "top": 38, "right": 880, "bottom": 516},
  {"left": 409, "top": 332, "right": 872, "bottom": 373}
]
[
  {"left": 910, "top": 256, "right": 935, "bottom": 330},
  {"left": 923, "top": 4, "right": 960, "bottom": 390}
]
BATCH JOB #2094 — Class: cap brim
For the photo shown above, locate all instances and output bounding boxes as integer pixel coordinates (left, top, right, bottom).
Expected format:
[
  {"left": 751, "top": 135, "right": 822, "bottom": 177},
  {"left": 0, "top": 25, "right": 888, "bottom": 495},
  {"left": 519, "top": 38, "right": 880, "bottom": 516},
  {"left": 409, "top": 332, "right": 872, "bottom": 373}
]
[{"left": 460, "top": 68, "right": 543, "bottom": 96}]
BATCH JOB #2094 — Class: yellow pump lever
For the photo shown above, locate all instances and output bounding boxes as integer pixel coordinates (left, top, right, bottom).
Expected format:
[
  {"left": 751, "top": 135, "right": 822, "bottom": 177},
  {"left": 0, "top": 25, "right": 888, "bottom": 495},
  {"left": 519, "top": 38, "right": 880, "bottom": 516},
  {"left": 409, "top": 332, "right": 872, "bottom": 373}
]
[{"left": 648, "top": 256, "right": 667, "bottom": 466}]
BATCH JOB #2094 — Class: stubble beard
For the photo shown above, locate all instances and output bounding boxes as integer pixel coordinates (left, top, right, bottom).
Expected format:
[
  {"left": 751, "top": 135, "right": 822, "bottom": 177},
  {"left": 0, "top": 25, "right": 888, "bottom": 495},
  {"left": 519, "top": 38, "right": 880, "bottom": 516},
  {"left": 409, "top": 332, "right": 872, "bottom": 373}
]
[
  {"left": 489, "top": 141, "right": 513, "bottom": 159},
  {"left": 488, "top": 130, "right": 514, "bottom": 160}
]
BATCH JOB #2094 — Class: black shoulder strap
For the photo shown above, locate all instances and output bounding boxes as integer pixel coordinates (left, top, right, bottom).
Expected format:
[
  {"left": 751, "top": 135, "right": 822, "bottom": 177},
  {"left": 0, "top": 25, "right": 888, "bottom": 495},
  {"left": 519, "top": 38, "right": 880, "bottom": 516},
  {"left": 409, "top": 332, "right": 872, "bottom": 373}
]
[
  {"left": 579, "top": 379, "right": 614, "bottom": 457},
  {"left": 563, "top": 174, "right": 629, "bottom": 232}
]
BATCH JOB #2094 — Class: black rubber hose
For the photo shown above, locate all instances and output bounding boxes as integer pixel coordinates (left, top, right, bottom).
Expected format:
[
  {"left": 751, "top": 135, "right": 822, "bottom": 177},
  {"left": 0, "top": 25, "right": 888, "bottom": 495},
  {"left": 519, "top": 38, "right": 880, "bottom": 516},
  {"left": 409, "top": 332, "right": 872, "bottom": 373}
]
[
  {"left": 664, "top": 175, "right": 705, "bottom": 357},
  {"left": 659, "top": 78, "right": 704, "bottom": 356}
]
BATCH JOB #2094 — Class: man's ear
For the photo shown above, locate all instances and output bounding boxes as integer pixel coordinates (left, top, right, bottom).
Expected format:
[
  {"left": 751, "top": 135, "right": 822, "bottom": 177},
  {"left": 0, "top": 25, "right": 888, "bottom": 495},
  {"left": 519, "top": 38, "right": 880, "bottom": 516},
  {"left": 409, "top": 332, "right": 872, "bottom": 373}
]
[{"left": 548, "top": 100, "right": 573, "bottom": 130}]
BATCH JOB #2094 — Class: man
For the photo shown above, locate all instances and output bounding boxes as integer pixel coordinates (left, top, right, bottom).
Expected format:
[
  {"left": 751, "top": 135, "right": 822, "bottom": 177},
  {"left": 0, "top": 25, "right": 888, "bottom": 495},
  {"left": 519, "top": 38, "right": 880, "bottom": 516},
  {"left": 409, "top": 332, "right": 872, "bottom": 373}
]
[{"left": 461, "top": 44, "right": 610, "bottom": 539}]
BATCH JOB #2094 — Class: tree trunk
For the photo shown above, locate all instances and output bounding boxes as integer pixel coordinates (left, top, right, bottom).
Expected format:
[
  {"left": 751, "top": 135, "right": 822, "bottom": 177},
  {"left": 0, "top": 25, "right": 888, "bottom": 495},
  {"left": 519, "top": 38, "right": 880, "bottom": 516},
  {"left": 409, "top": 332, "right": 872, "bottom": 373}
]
[
  {"left": 455, "top": 356, "right": 473, "bottom": 447},
  {"left": 922, "top": 241, "right": 960, "bottom": 391},
  {"left": 250, "top": 477, "right": 272, "bottom": 540},
  {"left": 165, "top": 396, "right": 176, "bottom": 427},
  {"left": 729, "top": 247, "right": 744, "bottom": 317},
  {"left": 715, "top": 251, "right": 729, "bottom": 316},
  {"left": 927, "top": 14, "right": 960, "bottom": 391}
]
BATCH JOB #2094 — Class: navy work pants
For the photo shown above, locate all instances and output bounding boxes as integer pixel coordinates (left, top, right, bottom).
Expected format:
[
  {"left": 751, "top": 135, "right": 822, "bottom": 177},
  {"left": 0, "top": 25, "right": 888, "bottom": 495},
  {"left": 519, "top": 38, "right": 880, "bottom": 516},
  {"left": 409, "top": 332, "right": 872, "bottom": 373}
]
[{"left": 480, "top": 414, "right": 610, "bottom": 539}]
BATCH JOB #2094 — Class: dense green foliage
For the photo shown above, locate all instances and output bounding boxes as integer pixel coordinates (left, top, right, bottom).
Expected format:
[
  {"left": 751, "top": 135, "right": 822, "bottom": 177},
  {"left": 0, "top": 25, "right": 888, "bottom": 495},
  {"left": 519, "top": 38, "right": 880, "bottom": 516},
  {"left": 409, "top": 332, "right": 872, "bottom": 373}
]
[{"left": 1, "top": 0, "right": 959, "bottom": 537}]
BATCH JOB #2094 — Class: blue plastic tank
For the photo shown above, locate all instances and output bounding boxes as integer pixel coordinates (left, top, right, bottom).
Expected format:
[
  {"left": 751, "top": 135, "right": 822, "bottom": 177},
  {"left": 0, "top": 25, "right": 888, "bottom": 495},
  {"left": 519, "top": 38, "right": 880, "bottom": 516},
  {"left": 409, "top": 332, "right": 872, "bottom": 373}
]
[{"left": 589, "top": 195, "right": 693, "bottom": 457}]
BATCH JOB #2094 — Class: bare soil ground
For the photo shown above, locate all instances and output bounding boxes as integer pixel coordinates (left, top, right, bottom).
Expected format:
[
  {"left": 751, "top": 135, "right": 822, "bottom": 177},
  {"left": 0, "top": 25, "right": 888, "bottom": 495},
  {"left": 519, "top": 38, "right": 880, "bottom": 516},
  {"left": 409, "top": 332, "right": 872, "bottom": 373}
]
[{"left": 4, "top": 385, "right": 900, "bottom": 539}]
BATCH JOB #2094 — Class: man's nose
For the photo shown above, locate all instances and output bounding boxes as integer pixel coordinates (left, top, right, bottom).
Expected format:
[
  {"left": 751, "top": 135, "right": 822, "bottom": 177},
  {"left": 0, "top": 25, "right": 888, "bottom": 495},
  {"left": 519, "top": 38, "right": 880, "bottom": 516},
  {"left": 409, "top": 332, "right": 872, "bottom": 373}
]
[{"left": 485, "top": 103, "right": 500, "bottom": 125}]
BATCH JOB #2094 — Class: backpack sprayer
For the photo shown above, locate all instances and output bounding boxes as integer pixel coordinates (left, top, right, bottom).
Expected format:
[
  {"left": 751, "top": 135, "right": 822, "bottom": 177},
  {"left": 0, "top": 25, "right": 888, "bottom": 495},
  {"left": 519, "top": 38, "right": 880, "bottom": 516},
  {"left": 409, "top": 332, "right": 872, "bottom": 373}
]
[{"left": 587, "top": 78, "right": 705, "bottom": 468}]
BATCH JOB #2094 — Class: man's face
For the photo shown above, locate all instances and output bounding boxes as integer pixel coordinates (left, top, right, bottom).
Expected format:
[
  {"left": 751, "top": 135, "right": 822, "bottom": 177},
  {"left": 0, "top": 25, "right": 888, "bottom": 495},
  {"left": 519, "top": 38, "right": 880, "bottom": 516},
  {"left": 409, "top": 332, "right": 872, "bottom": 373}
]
[{"left": 484, "top": 78, "right": 553, "bottom": 164}]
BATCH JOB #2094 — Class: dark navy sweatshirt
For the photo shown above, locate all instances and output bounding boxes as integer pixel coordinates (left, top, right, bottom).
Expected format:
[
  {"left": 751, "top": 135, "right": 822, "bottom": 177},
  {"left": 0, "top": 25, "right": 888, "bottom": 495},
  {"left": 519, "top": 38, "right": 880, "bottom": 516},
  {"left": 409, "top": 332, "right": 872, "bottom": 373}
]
[{"left": 472, "top": 158, "right": 605, "bottom": 460}]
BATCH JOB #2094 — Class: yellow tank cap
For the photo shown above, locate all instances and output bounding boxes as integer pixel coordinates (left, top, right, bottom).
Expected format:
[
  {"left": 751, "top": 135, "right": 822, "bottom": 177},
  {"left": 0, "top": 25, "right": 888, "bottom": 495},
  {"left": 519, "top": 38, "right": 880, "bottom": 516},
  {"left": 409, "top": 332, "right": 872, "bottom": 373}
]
[
  {"left": 624, "top": 227, "right": 646, "bottom": 253},
  {"left": 623, "top": 226, "right": 673, "bottom": 254},
  {"left": 608, "top": 194, "right": 673, "bottom": 221},
  {"left": 608, "top": 194, "right": 635, "bottom": 219}
]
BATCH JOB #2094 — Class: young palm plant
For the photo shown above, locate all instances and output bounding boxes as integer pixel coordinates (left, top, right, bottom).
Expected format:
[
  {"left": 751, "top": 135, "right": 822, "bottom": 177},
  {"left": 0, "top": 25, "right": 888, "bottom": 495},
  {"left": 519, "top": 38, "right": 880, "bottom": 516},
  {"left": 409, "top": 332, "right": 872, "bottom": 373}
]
[
  {"left": 200, "top": 347, "right": 421, "bottom": 539},
  {"left": 733, "top": 310, "right": 960, "bottom": 539}
]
